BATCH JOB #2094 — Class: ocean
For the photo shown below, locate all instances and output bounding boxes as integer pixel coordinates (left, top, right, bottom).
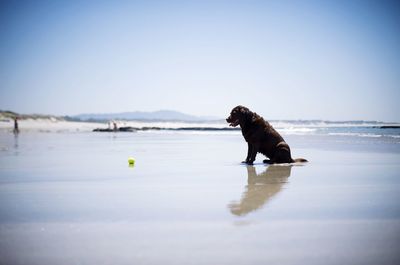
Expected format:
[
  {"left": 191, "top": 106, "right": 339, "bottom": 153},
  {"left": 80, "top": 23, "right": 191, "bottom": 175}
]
[{"left": 112, "top": 120, "right": 400, "bottom": 139}]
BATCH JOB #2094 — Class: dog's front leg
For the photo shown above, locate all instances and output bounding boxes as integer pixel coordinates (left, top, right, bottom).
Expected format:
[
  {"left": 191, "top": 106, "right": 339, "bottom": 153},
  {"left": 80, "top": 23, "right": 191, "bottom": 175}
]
[
  {"left": 242, "top": 142, "right": 253, "bottom": 163},
  {"left": 247, "top": 143, "right": 259, "bottom": 165}
]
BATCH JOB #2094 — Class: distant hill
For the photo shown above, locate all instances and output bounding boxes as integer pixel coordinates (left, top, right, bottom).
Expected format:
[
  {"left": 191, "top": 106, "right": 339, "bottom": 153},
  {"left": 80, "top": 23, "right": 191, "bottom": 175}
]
[{"left": 69, "top": 110, "right": 220, "bottom": 122}]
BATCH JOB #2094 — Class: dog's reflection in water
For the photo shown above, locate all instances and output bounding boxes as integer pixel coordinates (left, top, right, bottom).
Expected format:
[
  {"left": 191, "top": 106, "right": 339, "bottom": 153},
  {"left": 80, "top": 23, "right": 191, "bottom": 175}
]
[{"left": 229, "top": 165, "right": 292, "bottom": 216}]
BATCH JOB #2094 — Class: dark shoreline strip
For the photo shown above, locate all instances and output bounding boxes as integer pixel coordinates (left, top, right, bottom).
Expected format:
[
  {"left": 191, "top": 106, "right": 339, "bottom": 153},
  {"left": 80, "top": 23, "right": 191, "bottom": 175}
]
[
  {"left": 93, "top": 127, "right": 240, "bottom": 132},
  {"left": 377, "top": 126, "right": 400, "bottom": 129}
]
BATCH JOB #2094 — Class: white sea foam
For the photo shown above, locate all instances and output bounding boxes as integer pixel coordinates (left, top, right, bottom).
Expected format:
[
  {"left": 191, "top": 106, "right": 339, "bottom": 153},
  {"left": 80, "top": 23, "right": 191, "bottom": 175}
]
[
  {"left": 276, "top": 127, "right": 317, "bottom": 135},
  {"left": 328, "top": 132, "right": 381, "bottom": 138},
  {"left": 328, "top": 132, "right": 400, "bottom": 139}
]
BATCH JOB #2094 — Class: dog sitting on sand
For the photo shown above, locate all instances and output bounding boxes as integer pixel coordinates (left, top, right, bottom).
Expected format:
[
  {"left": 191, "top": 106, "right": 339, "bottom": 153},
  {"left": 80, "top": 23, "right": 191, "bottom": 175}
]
[{"left": 226, "top": 105, "right": 308, "bottom": 165}]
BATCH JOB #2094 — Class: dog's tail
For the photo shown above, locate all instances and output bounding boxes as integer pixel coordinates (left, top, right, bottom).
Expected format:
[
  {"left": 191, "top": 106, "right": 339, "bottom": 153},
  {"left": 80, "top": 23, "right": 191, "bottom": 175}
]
[{"left": 292, "top": 158, "right": 308, "bottom": 163}]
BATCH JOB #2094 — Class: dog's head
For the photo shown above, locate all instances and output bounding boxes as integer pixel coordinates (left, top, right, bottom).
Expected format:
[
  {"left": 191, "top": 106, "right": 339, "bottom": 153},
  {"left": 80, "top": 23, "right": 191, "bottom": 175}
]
[{"left": 226, "top": 105, "right": 252, "bottom": 127}]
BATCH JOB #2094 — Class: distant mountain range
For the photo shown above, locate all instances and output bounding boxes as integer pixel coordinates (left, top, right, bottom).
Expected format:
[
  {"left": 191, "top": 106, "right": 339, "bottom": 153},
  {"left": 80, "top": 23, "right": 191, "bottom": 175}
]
[{"left": 67, "top": 110, "right": 221, "bottom": 122}]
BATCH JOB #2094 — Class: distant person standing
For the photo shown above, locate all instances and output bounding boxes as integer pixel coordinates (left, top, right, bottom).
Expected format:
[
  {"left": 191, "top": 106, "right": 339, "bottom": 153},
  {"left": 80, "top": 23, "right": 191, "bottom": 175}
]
[{"left": 13, "top": 117, "right": 19, "bottom": 134}]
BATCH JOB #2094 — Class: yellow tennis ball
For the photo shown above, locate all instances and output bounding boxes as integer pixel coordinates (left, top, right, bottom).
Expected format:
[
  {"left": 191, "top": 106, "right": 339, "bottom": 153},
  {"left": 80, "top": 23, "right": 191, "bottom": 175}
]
[{"left": 128, "top": 157, "right": 135, "bottom": 165}]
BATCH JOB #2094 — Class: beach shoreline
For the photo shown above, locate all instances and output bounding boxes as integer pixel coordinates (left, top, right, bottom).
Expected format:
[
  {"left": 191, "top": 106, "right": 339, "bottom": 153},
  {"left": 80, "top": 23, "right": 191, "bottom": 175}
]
[{"left": 1, "top": 117, "right": 399, "bottom": 138}]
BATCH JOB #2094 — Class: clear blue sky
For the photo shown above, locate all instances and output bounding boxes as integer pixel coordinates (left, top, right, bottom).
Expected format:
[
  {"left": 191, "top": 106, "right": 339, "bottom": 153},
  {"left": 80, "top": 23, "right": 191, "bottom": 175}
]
[{"left": 0, "top": 0, "right": 399, "bottom": 121}]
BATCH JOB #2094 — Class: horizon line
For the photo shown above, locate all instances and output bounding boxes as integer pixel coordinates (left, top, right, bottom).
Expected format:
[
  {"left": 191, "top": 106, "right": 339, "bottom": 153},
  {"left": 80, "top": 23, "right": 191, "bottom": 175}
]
[{"left": 1, "top": 109, "right": 399, "bottom": 124}]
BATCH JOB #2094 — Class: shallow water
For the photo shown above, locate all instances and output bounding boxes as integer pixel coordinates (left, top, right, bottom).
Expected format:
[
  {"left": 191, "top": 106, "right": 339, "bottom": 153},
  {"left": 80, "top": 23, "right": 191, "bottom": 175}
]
[{"left": 0, "top": 131, "right": 399, "bottom": 265}]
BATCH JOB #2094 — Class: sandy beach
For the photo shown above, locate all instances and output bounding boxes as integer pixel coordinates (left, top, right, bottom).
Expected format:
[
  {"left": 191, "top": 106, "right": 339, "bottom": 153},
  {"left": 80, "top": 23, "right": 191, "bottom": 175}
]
[{"left": 0, "top": 120, "right": 399, "bottom": 265}]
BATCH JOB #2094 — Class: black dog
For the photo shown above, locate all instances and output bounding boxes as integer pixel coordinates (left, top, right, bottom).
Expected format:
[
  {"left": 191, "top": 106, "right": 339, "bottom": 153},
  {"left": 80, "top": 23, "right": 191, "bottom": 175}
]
[{"left": 226, "top": 105, "right": 307, "bottom": 164}]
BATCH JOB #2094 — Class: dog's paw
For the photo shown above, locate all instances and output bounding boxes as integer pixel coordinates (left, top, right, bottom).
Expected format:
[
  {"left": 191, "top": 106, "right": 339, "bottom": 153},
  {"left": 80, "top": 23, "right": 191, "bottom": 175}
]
[{"left": 241, "top": 161, "right": 248, "bottom": 164}]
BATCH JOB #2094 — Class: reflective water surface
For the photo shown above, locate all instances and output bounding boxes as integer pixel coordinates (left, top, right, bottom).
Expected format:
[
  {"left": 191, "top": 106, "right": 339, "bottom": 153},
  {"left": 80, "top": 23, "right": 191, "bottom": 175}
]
[
  {"left": 0, "top": 132, "right": 399, "bottom": 265},
  {"left": 229, "top": 165, "right": 292, "bottom": 216}
]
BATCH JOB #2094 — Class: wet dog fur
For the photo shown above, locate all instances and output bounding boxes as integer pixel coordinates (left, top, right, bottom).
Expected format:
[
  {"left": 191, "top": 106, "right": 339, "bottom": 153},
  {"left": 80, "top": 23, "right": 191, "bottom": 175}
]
[{"left": 226, "top": 105, "right": 308, "bottom": 165}]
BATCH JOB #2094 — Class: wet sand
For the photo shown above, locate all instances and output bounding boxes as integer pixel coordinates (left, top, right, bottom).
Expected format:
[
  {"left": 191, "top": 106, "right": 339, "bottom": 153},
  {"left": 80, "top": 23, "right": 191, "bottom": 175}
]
[{"left": 0, "top": 132, "right": 399, "bottom": 264}]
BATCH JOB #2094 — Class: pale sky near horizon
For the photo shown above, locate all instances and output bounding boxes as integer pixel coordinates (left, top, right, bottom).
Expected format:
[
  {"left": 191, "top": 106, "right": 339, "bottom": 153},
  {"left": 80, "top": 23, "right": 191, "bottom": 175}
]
[{"left": 0, "top": 0, "right": 399, "bottom": 121}]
